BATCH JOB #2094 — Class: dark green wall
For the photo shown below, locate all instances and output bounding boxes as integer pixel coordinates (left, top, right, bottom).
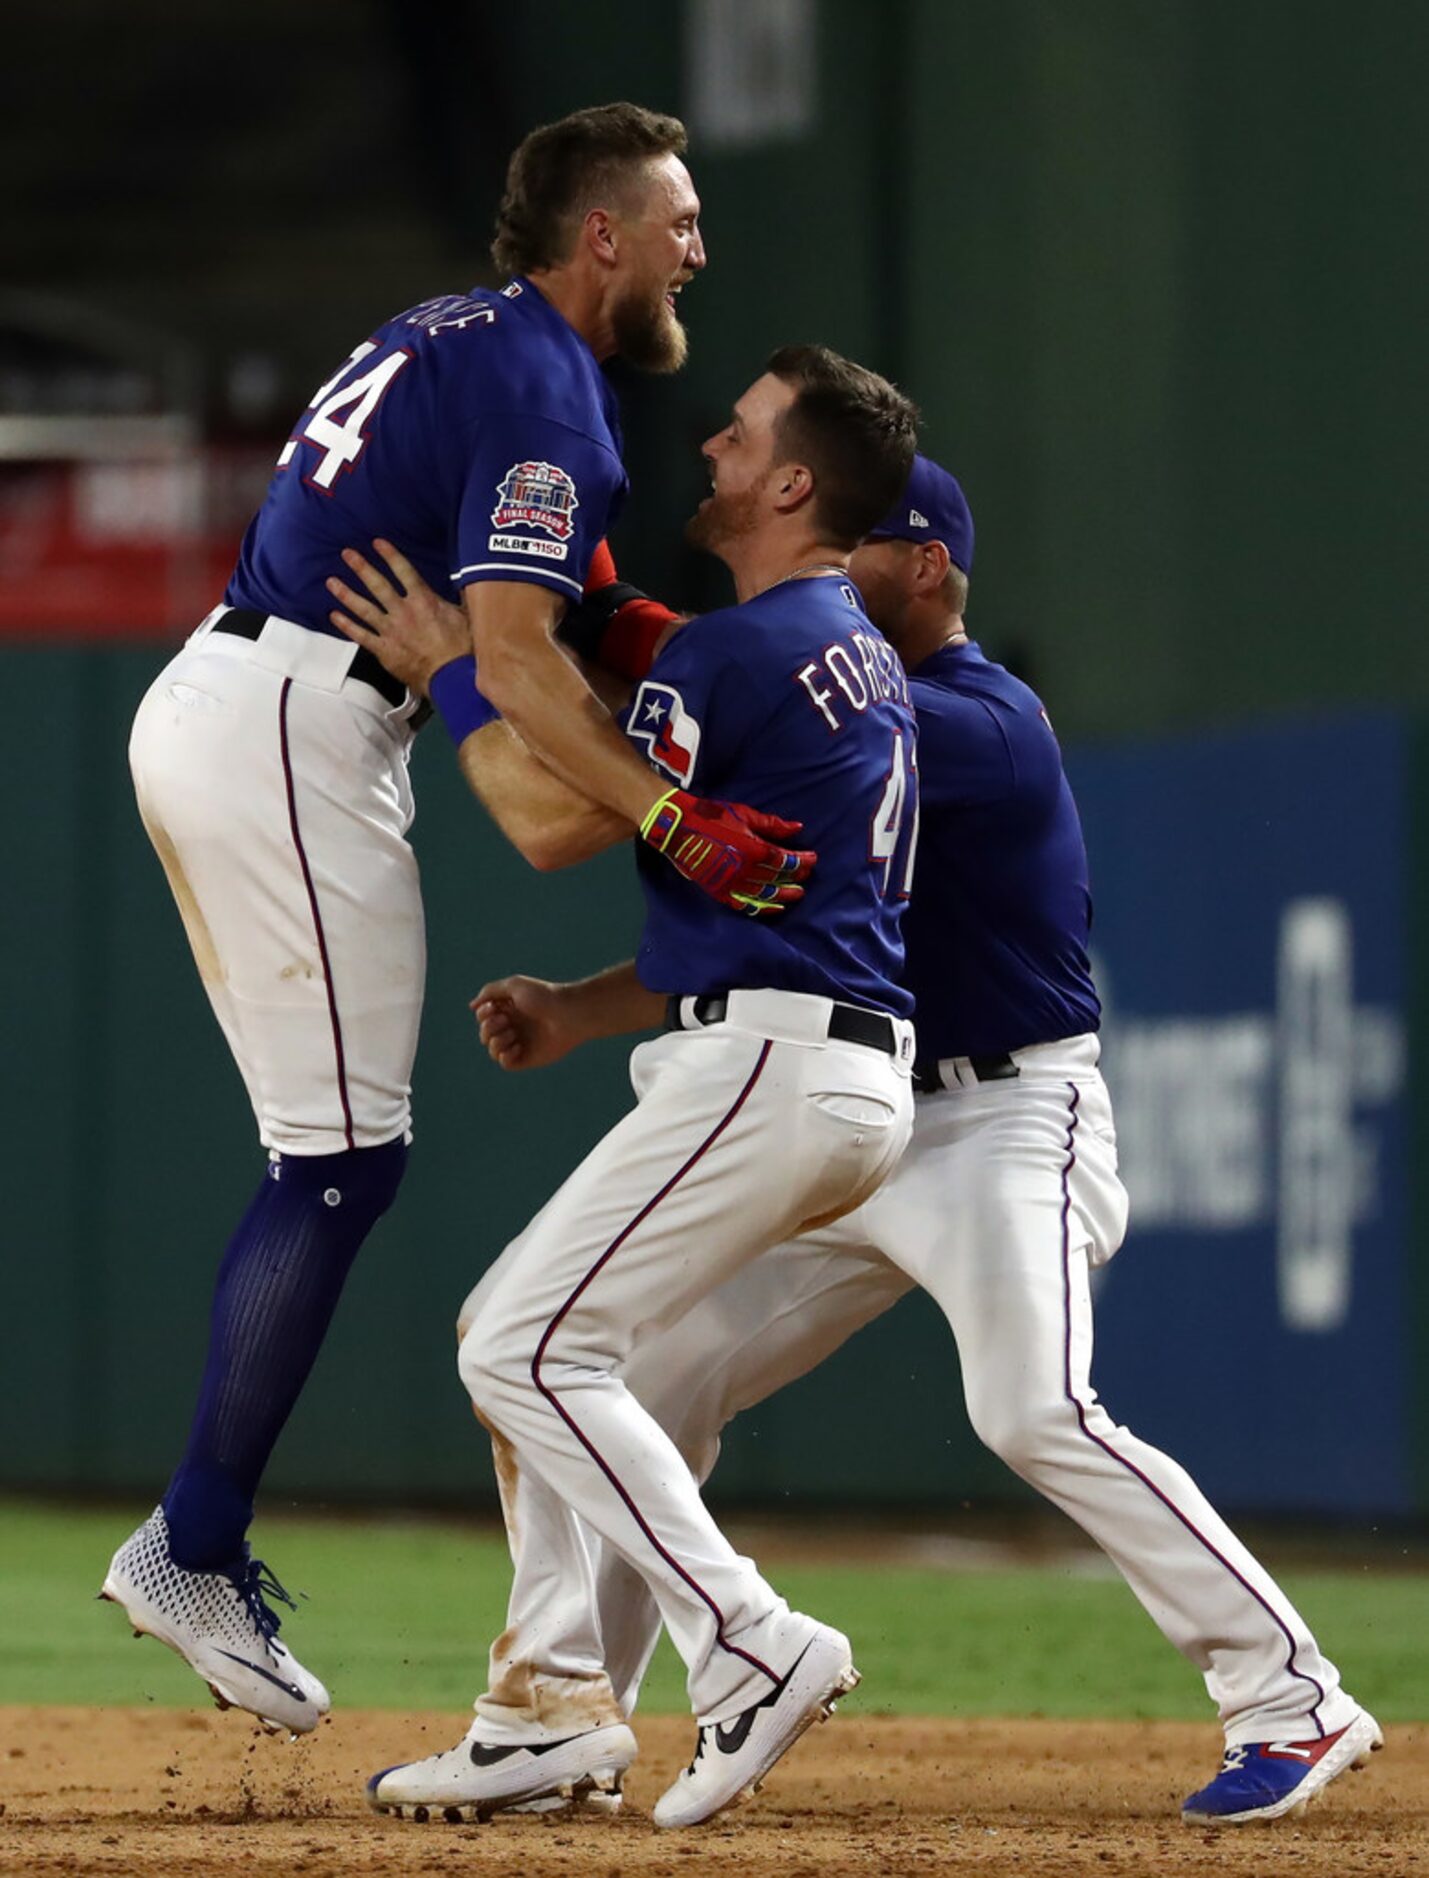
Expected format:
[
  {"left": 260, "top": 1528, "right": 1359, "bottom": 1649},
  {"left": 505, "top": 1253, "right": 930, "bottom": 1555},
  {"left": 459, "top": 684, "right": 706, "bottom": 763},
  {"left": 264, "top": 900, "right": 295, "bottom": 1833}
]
[
  {"left": 13, "top": 1, "right": 1420, "bottom": 731},
  {"left": 482, "top": 1, "right": 1427, "bottom": 737}
]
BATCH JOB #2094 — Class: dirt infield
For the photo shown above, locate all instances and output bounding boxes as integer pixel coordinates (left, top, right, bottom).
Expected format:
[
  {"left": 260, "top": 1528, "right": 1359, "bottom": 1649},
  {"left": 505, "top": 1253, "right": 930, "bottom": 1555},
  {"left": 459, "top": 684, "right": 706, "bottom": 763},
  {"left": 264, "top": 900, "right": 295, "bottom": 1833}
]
[{"left": 3, "top": 1706, "right": 1422, "bottom": 1878}]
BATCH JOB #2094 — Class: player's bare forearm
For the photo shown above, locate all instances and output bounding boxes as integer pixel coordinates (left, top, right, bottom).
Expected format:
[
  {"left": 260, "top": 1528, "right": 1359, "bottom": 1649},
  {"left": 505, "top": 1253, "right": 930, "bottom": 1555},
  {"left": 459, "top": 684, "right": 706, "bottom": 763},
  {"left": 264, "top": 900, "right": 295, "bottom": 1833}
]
[
  {"left": 467, "top": 584, "right": 666, "bottom": 825},
  {"left": 554, "top": 961, "right": 665, "bottom": 1041},
  {"left": 459, "top": 721, "right": 631, "bottom": 870},
  {"left": 328, "top": 542, "right": 633, "bottom": 868},
  {"left": 580, "top": 657, "right": 634, "bottom": 715},
  {"left": 473, "top": 962, "right": 662, "bottom": 1071}
]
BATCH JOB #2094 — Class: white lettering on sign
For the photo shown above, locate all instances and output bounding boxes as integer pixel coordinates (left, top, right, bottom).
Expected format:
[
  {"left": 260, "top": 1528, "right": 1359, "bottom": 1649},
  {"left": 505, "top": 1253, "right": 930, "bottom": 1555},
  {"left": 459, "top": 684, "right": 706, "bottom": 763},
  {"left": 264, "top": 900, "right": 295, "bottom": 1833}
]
[
  {"left": 1277, "top": 899, "right": 1355, "bottom": 1332},
  {"left": 1097, "top": 897, "right": 1404, "bottom": 1334},
  {"left": 1108, "top": 1016, "right": 1272, "bottom": 1228}
]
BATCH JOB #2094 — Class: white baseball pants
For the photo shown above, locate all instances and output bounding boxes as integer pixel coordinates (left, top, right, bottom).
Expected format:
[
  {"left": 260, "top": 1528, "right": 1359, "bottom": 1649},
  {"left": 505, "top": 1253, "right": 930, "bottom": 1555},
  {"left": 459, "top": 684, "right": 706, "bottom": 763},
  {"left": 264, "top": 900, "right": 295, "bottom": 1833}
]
[
  {"left": 455, "top": 995, "right": 915, "bottom": 1727},
  {"left": 470, "top": 1034, "right": 1357, "bottom": 1749},
  {"left": 128, "top": 611, "right": 425, "bottom": 1154}
]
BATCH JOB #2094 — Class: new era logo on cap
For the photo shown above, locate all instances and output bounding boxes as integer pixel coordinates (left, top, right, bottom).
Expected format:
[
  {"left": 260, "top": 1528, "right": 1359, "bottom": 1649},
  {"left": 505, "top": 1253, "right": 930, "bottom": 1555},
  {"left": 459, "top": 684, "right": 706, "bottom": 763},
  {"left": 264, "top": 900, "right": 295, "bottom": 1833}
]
[{"left": 867, "top": 455, "right": 975, "bottom": 573}]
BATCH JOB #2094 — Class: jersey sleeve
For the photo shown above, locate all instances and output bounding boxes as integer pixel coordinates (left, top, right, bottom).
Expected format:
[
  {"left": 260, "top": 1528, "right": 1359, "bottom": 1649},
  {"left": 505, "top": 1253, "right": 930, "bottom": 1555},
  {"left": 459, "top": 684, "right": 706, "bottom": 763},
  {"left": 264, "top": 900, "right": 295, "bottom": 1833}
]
[
  {"left": 619, "top": 612, "right": 760, "bottom": 793},
  {"left": 452, "top": 414, "right": 627, "bottom": 602},
  {"left": 909, "top": 676, "right": 1018, "bottom": 809}
]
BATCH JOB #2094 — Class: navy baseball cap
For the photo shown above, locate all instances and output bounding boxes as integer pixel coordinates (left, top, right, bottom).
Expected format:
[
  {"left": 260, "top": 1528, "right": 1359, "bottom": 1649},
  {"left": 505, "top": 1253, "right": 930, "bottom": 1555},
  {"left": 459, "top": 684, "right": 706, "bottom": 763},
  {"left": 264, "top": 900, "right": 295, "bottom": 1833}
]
[{"left": 866, "top": 453, "right": 975, "bottom": 574}]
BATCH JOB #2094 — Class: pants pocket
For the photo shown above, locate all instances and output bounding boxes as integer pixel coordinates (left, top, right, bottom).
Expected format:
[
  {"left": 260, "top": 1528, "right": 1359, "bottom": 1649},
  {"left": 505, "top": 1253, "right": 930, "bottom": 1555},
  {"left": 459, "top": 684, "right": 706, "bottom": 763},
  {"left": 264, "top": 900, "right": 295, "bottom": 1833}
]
[
  {"left": 809, "top": 1091, "right": 899, "bottom": 1128},
  {"left": 166, "top": 681, "right": 227, "bottom": 713}
]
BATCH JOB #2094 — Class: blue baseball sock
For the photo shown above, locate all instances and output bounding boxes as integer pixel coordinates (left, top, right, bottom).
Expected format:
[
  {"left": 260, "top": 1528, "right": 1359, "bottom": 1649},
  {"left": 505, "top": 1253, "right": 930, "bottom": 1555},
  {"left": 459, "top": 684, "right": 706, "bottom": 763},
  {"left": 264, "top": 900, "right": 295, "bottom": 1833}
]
[{"left": 162, "top": 1138, "right": 408, "bottom": 1570}]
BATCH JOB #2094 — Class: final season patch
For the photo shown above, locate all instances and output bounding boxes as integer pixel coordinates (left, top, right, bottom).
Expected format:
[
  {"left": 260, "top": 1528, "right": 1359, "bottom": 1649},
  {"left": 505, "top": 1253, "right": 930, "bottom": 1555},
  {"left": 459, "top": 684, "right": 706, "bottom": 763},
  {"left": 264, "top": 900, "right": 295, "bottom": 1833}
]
[
  {"left": 628, "top": 681, "right": 701, "bottom": 785},
  {"left": 491, "top": 460, "right": 580, "bottom": 542}
]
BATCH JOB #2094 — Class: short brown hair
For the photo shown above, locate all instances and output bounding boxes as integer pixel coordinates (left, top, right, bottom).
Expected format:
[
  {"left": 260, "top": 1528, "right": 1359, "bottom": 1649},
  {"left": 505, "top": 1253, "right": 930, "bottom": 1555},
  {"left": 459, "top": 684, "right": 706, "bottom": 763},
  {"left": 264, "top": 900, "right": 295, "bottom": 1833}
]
[
  {"left": 492, "top": 103, "right": 688, "bottom": 276},
  {"left": 765, "top": 345, "right": 919, "bottom": 548}
]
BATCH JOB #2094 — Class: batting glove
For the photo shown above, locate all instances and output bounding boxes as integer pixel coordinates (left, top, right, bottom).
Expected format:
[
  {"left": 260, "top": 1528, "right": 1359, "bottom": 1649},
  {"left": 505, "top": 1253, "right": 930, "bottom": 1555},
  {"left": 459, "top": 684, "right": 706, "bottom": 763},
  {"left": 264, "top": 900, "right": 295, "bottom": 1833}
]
[{"left": 640, "top": 787, "right": 815, "bottom": 916}]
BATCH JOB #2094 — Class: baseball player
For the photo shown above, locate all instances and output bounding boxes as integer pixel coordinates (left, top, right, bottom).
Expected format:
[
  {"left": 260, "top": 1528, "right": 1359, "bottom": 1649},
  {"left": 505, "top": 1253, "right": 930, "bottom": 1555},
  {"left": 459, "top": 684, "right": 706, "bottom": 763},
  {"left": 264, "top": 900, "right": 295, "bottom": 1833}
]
[
  {"left": 335, "top": 346, "right": 923, "bottom": 1828},
  {"left": 102, "top": 104, "right": 812, "bottom": 1737},
  {"left": 349, "top": 456, "right": 1380, "bottom": 1829}
]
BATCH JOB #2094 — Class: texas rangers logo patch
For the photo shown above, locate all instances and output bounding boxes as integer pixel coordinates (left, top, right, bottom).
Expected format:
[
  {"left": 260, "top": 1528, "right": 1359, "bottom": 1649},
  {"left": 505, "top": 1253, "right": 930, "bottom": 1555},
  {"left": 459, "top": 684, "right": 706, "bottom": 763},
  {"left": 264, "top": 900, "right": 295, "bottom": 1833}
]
[
  {"left": 491, "top": 460, "right": 580, "bottom": 541},
  {"left": 628, "top": 681, "right": 701, "bottom": 785}
]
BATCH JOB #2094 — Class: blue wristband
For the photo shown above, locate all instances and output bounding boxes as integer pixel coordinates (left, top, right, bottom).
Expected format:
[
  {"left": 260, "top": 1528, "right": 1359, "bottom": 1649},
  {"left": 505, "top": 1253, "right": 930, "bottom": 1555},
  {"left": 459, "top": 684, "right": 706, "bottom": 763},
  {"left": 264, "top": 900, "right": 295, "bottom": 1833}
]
[{"left": 429, "top": 654, "right": 500, "bottom": 747}]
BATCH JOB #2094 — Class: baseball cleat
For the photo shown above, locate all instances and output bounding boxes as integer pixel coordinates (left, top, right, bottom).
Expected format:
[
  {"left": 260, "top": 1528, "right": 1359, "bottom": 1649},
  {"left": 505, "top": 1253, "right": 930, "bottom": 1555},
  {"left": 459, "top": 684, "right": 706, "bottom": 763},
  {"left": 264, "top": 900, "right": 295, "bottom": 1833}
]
[
  {"left": 1181, "top": 1709, "right": 1383, "bottom": 1825},
  {"left": 652, "top": 1622, "right": 860, "bottom": 1830},
  {"left": 99, "top": 1506, "right": 328, "bottom": 1736},
  {"left": 366, "top": 1721, "right": 638, "bottom": 1822}
]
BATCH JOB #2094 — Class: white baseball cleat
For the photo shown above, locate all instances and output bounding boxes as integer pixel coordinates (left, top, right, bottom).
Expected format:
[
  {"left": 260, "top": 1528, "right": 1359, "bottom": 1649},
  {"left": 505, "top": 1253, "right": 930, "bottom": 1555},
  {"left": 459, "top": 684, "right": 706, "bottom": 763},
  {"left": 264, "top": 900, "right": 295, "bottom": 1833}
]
[
  {"left": 366, "top": 1720, "right": 638, "bottom": 1822},
  {"left": 652, "top": 1622, "right": 860, "bottom": 1830},
  {"left": 100, "top": 1506, "right": 329, "bottom": 1736}
]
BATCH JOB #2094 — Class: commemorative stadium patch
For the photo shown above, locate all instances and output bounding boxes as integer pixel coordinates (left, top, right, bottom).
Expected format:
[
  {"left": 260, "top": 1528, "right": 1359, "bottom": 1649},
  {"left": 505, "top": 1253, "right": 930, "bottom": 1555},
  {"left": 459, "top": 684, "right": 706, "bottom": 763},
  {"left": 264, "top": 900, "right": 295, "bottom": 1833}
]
[
  {"left": 492, "top": 460, "right": 580, "bottom": 541},
  {"left": 628, "top": 681, "right": 701, "bottom": 785}
]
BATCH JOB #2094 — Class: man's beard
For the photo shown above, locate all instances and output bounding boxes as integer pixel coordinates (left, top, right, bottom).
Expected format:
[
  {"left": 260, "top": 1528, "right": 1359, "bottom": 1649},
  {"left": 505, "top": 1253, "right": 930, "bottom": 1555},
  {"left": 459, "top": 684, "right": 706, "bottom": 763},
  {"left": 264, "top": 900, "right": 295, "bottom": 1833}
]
[
  {"left": 684, "top": 475, "right": 767, "bottom": 556},
  {"left": 612, "top": 284, "right": 688, "bottom": 375}
]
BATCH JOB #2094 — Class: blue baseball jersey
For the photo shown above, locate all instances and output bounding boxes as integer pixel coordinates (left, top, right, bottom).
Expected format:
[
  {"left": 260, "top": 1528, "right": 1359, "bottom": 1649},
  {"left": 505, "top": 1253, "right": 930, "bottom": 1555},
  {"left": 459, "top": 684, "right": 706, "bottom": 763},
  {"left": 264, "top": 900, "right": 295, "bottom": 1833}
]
[
  {"left": 625, "top": 576, "right": 916, "bottom": 1017},
  {"left": 903, "top": 640, "right": 1100, "bottom": 1057},
  {"left": 226, "top": 280, "right": 627, "bottom": 633}
]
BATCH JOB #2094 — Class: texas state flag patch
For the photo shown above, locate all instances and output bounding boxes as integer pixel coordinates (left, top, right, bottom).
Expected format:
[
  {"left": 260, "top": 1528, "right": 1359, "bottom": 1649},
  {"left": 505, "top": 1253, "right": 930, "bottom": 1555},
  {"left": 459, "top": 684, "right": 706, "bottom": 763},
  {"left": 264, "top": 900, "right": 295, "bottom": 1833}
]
[{"left": 628, "top": 681, "right": 701, "bottom": 785}]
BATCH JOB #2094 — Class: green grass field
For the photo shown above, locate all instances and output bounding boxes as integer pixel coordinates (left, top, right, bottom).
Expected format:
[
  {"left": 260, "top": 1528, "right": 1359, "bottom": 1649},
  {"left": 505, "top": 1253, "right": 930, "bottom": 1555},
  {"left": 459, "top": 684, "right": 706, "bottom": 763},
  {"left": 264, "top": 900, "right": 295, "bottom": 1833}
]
[{"left": 5, "top": 1500, "right": 1426, "bottom": 1721}]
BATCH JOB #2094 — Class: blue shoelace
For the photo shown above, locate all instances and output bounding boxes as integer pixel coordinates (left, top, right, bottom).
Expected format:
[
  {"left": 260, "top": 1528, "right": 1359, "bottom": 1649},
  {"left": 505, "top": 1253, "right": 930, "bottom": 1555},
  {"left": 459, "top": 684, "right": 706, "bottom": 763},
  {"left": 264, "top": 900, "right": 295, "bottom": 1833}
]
[{"left": 230, "top": 1553, "right": 299, "bottom": 1641}]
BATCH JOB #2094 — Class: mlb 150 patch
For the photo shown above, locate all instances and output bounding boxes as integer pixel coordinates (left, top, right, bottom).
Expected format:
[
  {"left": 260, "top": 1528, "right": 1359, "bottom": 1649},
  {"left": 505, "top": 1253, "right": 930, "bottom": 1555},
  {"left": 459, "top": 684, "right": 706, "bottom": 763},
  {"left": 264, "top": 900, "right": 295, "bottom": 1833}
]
[{"left": 487, "top": 532, "right": 568, "bottom": 561}]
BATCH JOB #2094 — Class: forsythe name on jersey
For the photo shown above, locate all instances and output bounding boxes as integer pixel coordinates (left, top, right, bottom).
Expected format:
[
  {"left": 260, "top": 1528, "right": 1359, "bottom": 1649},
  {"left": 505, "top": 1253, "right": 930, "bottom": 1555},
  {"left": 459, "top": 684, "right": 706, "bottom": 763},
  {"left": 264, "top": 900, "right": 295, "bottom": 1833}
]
[{"left": 794, "top": 592, "right": 912, "bottom": 732}]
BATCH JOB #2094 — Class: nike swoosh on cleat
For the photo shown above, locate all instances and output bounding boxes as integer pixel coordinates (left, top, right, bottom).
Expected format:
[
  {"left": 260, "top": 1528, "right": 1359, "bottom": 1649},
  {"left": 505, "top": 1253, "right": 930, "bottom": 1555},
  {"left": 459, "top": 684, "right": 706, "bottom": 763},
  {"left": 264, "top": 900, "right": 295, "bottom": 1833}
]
[
  {"left": 713, "top": 1709, "right": 759, "bottom": 1755},
  {"left": 713, "top": 1641, "right": 816, "bottom": 1755},
  {"left": 214, "top": 1649, "right": 309, "bottom": 1705},
  {"left": 468, "top": 1735, "right": 580, "bottom": 1767}
]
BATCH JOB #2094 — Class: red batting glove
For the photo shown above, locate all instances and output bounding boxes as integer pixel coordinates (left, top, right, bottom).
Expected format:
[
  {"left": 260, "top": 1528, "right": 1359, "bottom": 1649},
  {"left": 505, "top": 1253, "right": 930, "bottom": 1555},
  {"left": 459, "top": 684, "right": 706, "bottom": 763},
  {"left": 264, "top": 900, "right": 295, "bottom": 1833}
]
[{"left": 640, "top": 787, "right": 815, "bottom": 917}]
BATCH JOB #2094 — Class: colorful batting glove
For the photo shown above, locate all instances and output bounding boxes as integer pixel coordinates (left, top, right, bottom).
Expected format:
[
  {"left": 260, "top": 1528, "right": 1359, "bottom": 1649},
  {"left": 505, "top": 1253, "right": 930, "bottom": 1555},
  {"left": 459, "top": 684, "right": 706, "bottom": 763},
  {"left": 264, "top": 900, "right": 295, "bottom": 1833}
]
[{"left": 640, "top": 787, "right": 815, "bottom": 917}]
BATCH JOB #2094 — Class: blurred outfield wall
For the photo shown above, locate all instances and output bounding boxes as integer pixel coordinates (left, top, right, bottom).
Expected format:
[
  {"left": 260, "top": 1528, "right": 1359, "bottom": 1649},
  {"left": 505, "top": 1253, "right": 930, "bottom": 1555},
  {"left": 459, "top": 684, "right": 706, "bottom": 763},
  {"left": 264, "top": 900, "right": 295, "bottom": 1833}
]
[
  {"left": 479, "top": 0, "right": 1427, "bottom": 742},
  {"left": 5, "top": 0, "right": 1423, "bottom": 735},
  {"left": 5, "top": 2, "right": 1426, "bottom": 1516}
]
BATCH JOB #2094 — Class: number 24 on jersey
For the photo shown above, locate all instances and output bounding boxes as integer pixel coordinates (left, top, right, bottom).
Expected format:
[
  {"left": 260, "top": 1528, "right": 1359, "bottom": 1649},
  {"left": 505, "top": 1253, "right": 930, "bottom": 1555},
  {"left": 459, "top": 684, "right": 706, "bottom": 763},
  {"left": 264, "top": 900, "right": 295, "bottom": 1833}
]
[{"left": 277, "top": 343, "right": 412, "bottom": 492}]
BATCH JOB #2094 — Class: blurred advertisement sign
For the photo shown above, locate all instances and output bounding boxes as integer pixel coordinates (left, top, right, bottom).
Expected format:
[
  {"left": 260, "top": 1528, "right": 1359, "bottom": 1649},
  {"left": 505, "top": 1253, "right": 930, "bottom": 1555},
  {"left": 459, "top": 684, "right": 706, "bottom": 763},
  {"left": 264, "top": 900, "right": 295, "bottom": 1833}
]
[
  {"left": 0, "top": 295, "right": 267, "bottom": 638},
  {"left": 1098, "top": 897, "right": 1403, "bottom": 1332},
  {"left": 0, "top": 442, "right": 269, "bottom": 638},
  {"left": 1068, "top": 715, "right": 1410, "bottom": 1512}
]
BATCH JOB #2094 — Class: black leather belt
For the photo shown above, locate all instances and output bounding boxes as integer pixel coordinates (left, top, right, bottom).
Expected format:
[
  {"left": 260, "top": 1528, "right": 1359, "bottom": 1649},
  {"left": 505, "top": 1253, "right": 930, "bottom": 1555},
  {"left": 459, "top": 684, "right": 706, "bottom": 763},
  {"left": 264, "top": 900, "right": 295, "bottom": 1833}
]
[
  {"left": 214, "top": 607, "right": 409, "bottom": 709},
  {"left": 912, "top": 1053, "right": 1020, "bottom": 1094},
  {"left": 665, "top": 994, "right": 899, "bottom": 1057}
]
